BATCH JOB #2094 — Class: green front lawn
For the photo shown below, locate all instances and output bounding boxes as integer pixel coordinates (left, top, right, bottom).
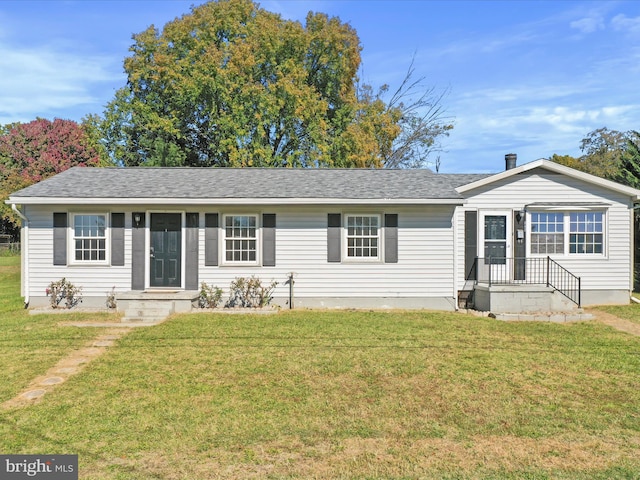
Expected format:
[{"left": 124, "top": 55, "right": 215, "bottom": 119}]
[
  {"left": 1, "top": 255, "right": 639, "bottom": 479},
  {"left": 0, "top": 255, "right": 115, "bottom": 402}
]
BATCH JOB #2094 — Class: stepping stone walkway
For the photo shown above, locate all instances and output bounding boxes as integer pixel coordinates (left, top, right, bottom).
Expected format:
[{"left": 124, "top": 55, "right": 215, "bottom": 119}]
[{"left": 1, "top": 328, "right": 130, "bottom": 410}]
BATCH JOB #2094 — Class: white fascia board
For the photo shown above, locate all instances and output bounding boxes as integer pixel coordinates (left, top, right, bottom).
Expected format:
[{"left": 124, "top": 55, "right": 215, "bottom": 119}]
[
  {"left": 455, "top": 159, "right": 640, "bottom": 200},
  {"left": 7, "top": 197, "right": 466, "bottom": 206}
]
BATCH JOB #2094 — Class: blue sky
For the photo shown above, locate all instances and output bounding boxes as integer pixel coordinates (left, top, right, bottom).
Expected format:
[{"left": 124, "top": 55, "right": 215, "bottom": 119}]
[{"left": 0, "top": 0, "right": 639, "bottom": 173}]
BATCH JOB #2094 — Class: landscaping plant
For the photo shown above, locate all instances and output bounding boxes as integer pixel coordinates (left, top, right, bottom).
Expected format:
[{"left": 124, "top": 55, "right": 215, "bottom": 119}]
[{"left": 46, "top": 278, "right": 82, "bottom": 309}]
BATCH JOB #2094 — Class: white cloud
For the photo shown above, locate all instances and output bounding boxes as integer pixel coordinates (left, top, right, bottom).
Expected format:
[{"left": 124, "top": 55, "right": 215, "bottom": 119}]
[
  {"left": 570, "top": 15, "right": 605, "bottom": 34},
  {"left": 0, "top": 42, "right": 121, "bottom": 124},
  {"left": 601, "top": 105, "right": 636, "bottom": 117},
  {"left": 611, "top": 14, "right": 640, "bottom": 35}
]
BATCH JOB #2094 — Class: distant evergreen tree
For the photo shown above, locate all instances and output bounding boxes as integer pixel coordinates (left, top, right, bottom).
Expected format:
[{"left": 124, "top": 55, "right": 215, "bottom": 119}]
[{"left": 617, "top": 131, "right": 640, "bottom": 189}]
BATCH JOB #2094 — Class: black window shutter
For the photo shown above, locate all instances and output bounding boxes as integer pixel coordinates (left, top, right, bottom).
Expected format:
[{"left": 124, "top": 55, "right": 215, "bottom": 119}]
[
  {"left": 131, "top": 212, "right": 146, "bottom": 290},
  {"left": 384, "top": 214, "right": 398, "bottom": 263},
  {"left": 204, "top": 213, "right": 219, "bottom": 266},
  {"left": 185, "top": 212, "right": 199, "bottom": 289},
  {"left": 262, "top": 213, "right": 276, "bottom": 267},
  {"left": 464, "top": 211, "right": 478, "bottom": 280},
  {"left": 111, "top": 213, "right": 125, "bottom": 266},
  {"left": 53, "top": 212, "right": 67, "bottom": 265},
  {"left": 327, "top": 213, "right": 342, "bottom": 263}
]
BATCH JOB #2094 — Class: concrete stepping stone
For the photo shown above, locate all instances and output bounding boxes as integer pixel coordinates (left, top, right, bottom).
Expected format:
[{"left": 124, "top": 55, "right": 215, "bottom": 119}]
[
  {"left": 66, "top": 357, "right": 89, "bottom": 366},
  {"left": 40, "top": 377, "right": 64, "bottom": 386},
  {"left": 21, "top": 389, "right": 46, "bottom": 400},
  {"left": 3, "top": 328, "right": 131, "bottom": 410},
  {"left": 101, "top": 335, "right": 121, "bottom": 340},
  {"left": 56, "top": 367, "right": 79, "bottom": 375}
]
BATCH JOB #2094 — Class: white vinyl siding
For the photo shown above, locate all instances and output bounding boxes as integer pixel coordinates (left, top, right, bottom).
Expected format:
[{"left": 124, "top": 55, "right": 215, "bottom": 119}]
[
  {"left": 199, "top": 206, "right": 456, "bottom": 301},
  {"left": 24, "top": 205, "right": 457, "bottom": 306},
  {"left": 455, "top": 172, "right": 634, "bottom": 293}
]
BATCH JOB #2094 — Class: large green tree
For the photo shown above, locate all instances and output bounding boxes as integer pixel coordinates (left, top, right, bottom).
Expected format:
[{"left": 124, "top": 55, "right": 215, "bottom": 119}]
[
  {"left": 102, "top": 0, "right": 450, "bottom": 168},
  {"left": 550, "top": 127, "right": 630, "bottom": 180}
]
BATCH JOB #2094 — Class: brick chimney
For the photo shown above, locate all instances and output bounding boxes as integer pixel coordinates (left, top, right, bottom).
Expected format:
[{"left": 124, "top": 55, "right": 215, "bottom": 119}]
[{"left": 505, "top": 153, "right": 517, "bottom": 170}]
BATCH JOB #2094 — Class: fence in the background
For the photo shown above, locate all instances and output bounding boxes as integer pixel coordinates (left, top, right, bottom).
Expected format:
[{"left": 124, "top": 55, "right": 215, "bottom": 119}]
[{"left": 0, "top": 243, "right": 20, "bottom": 254}]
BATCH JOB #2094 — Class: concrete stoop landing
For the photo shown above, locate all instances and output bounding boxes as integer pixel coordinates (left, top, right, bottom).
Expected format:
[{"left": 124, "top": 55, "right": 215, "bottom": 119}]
[
  {"left": 460, "top": 283, "right": 592, "bottom": 322},
  {"left": 464, "top": 308, "right": 593, "bottom": 322},
  {"left": 489, "top": 311, "right": 594, "bottom": 322},
  {"left": 473, "top": 284, "right": 580, "bottom": 313},
  {"left": 116, "top": 290, "right": 199, "bottom": 323}
]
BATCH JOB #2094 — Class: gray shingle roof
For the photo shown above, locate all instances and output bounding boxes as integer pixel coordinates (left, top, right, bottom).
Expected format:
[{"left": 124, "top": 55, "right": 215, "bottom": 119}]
[{"left": 9, "top": 167, "right": 491, "bottom": 201}]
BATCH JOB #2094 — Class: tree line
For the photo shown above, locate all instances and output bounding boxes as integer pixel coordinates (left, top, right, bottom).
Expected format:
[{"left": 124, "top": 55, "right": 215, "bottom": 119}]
[
  {"left": 550, "top": 128, "right": 640, "bottom": 189},
  {"left": 1, "top": 0, "right": 454, "bottom": 236}
]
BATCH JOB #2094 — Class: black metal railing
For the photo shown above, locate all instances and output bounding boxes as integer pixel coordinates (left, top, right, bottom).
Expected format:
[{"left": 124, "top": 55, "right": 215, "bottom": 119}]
[{"left": 470, "top": 257, "right": 581, "bottom": 307}]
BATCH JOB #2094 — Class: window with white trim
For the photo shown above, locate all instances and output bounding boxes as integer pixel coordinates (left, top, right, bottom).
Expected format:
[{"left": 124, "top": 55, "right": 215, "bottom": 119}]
[
  {"left": 530, "top": 212, "right": 564, "bottom": 254},
  {"left": 346, "top": 215, "right": 380, "bottom": 259},
  {"left": 570, "top": 212, "right": 603, "bottom": 254},
  {"left": 529, "top": 211, "right": 604, "bottom": 255},
  {"left": 224, "top": 214, "right": 257, "bottom": 263},
  {"left": 72, "top": 214, "right": 107, "bottom": 262}
]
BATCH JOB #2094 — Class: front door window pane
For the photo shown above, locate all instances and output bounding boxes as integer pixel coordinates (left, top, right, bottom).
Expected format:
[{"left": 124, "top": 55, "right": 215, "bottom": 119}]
[{"left": 484, "top": 215, "right": 506, "bottom": 264}]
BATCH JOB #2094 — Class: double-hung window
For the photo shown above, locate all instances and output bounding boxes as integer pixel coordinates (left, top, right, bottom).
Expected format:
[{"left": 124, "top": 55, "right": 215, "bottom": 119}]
[
  {"left": 346, "top": 215, "right": 380, "bottom": 260},
  {"left": 72, "top": 214, "right": 107, "bottom": 262},
  {"left": 529, "top": 211, "right": 604, "bottom": 256},
  {"left": 530, "top": 212, "right": 564, "bottom": 254},
  {"left": 224, "top": 214, "right": 258, "bottom": 263},
  {"left": 569, "top": 212, "right": 603, "bottom": 254}
]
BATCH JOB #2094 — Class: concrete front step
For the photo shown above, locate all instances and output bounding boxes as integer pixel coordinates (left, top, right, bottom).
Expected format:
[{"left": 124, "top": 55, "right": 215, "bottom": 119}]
[
  {"left": 121, "top": 316, "right": 169, "bottom": 323},
  {"left": 122, "top": 305, "right": 173, "bottom": 323},
  {"left": 116, "top": 290, "right": 199, "bottom": 323}
]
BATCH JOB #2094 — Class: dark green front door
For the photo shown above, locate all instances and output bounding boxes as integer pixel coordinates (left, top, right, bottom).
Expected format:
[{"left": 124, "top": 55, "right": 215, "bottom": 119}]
[{"left": 150, "top": 213, "right": 182, "bottom": 287}]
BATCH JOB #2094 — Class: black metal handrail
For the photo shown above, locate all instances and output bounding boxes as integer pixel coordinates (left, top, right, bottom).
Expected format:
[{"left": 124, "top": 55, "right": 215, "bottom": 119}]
[{"left": 471, "top": 257, "right": 581, "bottom": 307}]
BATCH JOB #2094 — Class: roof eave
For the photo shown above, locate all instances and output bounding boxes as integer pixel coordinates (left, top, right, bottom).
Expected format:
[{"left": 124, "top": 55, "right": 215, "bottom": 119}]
[
  {"left": 455, "top": 159, "right": 640, "bottom": 199},
  {"left": 6, "top": 197, "right": 466, "bottom": 206}
]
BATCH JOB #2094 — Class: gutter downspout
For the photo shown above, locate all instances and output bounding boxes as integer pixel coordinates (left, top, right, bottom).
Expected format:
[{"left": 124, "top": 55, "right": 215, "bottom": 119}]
[
  {"left": 452, "top": 205, "right": 459, "bottom": 311},
  {"left": 629, "top": 202, "right": 640, "bottom": 303},
  {"left": 11, "top": 204, "right": 29, "bottom": 307}
]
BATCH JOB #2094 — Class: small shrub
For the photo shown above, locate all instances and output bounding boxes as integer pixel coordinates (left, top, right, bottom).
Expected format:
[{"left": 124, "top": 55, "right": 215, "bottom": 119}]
[
  {"left": 46, "top": 278, "right": 82, "bottom": 309},
  {"left": 226, "top": 277, "right": 247, "bottom": 308},
  {"left": 106, "top": 287, "right": 117, "bottom": 309},
  {"left": 199, "top": 282, "right": 223, "bottom": 308},
  {"left": 226, "top": 276, "right": 278, "bottom": 308}
]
